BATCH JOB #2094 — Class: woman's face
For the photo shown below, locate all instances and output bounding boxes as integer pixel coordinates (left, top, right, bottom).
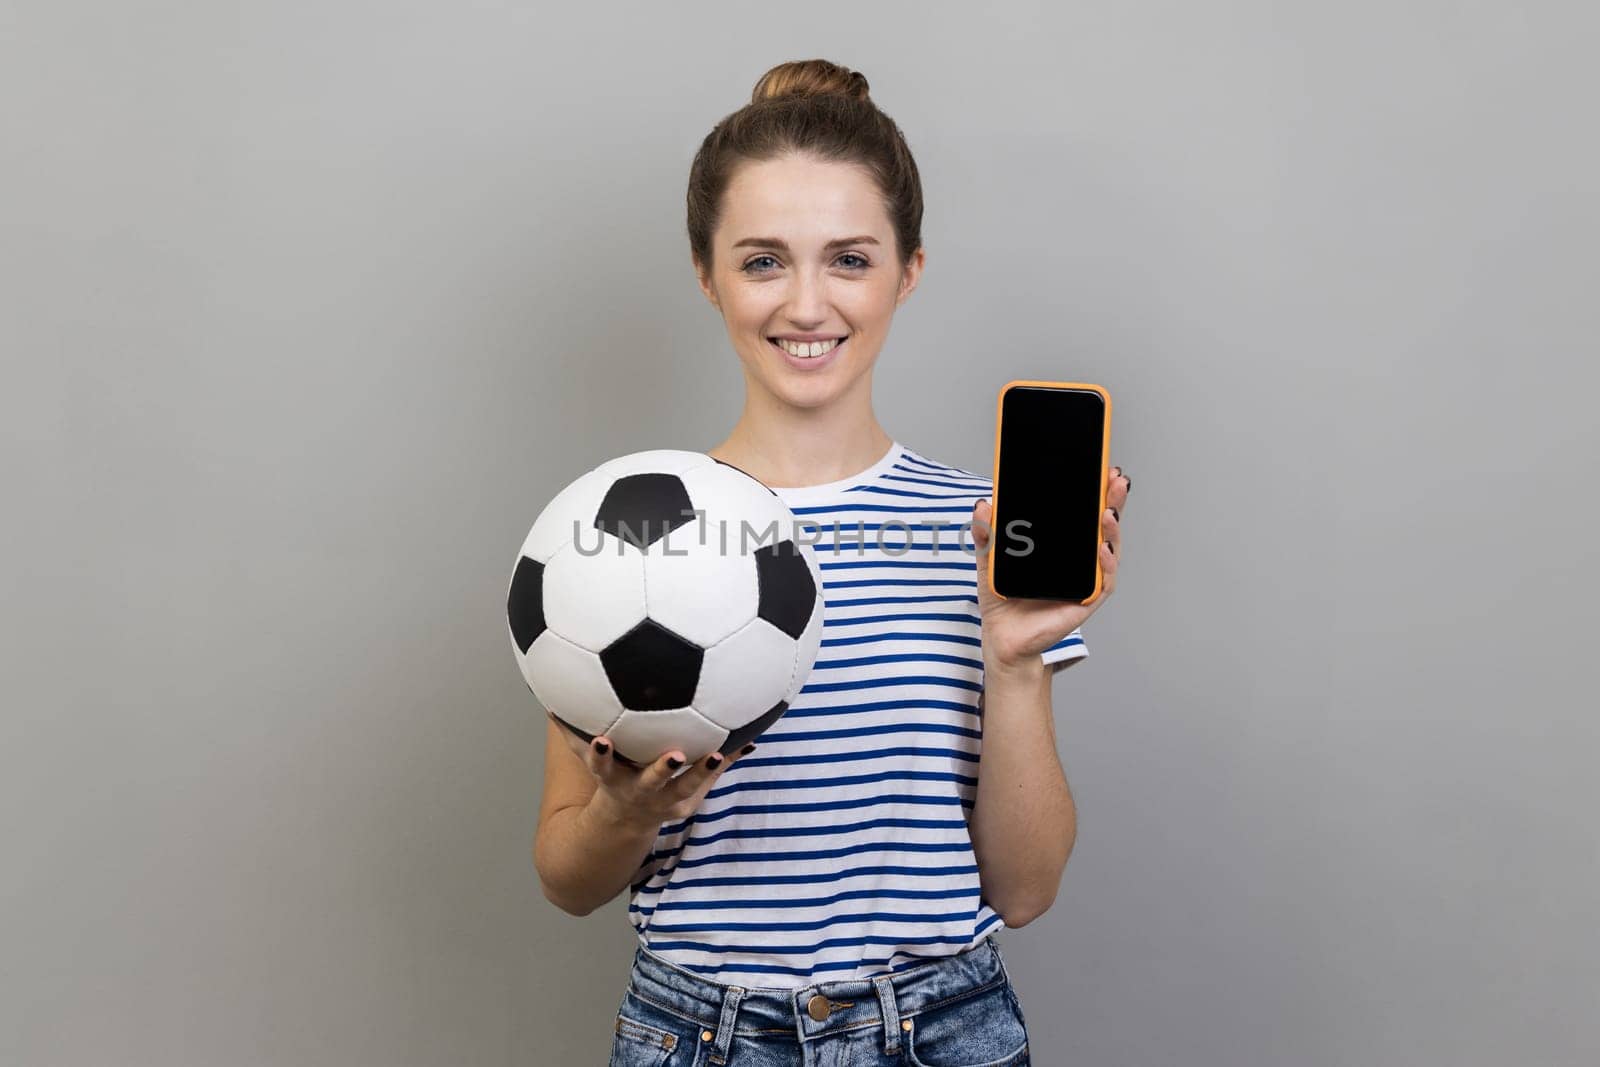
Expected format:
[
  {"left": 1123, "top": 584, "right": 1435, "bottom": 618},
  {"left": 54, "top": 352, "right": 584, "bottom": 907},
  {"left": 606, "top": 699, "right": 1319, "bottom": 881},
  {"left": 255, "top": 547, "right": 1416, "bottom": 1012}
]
[{"left": 696, "top": 154, "right": 923, "bottom": 408}]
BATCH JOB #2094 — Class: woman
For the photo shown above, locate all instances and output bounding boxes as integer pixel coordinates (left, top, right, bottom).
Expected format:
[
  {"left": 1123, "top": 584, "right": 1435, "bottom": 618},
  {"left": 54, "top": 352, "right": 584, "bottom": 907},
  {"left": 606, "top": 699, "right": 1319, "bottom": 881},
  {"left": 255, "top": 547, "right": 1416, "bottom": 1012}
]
[{"left": 535, "top": 58, "right": 1131, "bottom": 1066}]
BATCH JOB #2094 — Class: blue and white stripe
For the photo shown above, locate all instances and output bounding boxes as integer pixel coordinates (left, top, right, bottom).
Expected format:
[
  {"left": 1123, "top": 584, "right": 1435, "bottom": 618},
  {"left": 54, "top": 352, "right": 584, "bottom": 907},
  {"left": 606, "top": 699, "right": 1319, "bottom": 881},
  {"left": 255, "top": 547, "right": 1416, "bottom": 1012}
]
[{"left": 626, "top": 441, "right": 1088, "bottom": 988}]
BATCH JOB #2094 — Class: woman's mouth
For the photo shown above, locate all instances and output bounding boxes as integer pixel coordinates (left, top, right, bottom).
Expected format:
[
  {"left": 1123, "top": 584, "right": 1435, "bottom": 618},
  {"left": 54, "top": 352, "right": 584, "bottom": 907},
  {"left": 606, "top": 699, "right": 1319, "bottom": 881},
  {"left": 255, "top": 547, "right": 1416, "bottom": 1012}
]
[{"left": 768, "top": 335, "right": 848, "bottom": 371}]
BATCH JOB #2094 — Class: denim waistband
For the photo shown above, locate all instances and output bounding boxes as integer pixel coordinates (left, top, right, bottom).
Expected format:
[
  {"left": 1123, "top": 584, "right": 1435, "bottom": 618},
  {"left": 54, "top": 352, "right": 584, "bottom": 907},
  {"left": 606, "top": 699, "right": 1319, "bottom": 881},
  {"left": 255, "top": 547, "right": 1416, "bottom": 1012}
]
[{"left": 623, "top": 935, "right": 1011, "bottom": 1052}]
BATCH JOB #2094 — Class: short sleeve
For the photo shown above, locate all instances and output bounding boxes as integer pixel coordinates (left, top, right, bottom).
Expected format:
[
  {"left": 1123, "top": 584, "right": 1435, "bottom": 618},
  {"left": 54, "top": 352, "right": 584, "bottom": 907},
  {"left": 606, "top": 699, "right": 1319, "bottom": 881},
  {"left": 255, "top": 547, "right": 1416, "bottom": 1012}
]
[{"left": 1041, "top": 629, "right": 1089, "bottom": 669}]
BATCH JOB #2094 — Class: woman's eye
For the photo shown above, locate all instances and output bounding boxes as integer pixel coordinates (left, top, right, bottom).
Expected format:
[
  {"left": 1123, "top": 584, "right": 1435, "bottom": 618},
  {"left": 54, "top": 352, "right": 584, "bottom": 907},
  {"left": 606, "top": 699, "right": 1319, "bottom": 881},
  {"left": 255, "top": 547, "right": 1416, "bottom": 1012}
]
[{"left": 740, "top": 252, "right": 870, "bottom": 274}]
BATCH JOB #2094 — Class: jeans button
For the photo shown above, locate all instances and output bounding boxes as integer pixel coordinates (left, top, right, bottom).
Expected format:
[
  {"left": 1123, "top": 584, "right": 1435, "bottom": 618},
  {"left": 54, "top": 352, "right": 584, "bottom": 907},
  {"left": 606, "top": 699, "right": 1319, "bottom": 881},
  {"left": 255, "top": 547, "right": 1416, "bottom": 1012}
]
[{"left": 807, "top": 994, "right": 831, "bottom": 1021}]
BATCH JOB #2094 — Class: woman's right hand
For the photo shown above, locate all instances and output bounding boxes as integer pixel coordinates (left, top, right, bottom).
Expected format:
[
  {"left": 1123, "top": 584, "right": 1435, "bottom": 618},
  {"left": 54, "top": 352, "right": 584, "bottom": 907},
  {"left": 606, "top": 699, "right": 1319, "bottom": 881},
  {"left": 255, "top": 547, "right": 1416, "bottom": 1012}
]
[{"left": 553, "top": 716, "right": 755, "bottom": 829}]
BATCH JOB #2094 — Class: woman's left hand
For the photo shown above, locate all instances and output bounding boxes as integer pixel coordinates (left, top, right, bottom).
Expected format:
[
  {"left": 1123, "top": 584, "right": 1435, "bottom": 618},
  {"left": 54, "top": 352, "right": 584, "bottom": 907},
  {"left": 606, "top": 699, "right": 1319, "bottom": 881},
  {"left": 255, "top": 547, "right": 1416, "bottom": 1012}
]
[{"left": 971, "top": 464, "right": 1130, "bottom": 671}]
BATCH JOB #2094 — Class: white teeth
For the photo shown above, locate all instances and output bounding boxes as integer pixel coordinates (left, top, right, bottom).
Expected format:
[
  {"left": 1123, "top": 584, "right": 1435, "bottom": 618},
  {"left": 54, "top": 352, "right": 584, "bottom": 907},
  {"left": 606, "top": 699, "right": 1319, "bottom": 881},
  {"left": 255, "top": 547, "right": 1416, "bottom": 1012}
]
[{"left": 774, "top": 337, "right": 843, "bottom": 358}]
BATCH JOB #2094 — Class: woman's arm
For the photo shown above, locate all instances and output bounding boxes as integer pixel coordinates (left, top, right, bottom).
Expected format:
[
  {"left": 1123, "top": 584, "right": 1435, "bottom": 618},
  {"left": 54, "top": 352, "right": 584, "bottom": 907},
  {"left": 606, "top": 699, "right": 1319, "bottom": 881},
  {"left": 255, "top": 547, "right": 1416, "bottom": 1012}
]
[
  {"left": 966, "top": 655, "right": 1077, "bottom": 927},
  {"left": 533, "top": 718, "right": 662, "bottom": 916},
  {"left": 533, "top": 717, "right": 752, "bottom": 916}
]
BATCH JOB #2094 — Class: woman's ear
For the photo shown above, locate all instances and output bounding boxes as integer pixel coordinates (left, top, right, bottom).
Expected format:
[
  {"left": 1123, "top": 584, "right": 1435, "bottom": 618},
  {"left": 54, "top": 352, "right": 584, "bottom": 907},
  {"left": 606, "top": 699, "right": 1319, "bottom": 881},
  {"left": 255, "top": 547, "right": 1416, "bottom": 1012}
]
[
  {"left": 896, "top": 245, "right": 926, "bottom": 306},
  {"left": 693, "top": 256, "right": 719, "bottom": 310}
]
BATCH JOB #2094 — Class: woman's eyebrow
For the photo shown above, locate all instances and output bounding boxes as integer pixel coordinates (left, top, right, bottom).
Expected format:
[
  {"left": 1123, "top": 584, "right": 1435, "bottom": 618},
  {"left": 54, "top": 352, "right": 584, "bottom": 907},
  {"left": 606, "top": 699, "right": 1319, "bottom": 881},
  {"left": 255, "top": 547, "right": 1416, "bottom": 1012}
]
[{"left": 731, "top": 235, "right": 880, "bottom": 251}]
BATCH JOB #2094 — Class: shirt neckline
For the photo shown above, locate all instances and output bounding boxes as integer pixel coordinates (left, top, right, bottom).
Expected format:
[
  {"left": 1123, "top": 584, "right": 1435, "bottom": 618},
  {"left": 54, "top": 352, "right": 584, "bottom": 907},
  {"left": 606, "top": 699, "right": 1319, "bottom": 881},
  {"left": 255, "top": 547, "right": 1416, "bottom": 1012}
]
[{"left": 768, "top": 440, "right": 905, "bottom": 504}]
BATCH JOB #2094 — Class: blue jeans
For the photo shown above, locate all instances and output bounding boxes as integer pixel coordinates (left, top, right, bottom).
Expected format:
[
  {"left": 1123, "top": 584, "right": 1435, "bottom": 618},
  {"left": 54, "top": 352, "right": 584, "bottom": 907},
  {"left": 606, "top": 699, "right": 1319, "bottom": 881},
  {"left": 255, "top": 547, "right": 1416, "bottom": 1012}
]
[{"left": 608, "top": 934, "right": 1031, "bottom": 1066}]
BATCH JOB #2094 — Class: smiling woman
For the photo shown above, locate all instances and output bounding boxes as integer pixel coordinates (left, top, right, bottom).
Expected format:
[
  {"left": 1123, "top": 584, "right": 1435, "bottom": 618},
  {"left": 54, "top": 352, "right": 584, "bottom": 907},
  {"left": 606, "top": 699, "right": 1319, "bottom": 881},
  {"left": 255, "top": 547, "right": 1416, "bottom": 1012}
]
[
  {"left": 531, "top": 58, "right": 1082, "bottom": 1067},
  {"left": 680, "top": 67, "right": 928, "bottom": 469}
]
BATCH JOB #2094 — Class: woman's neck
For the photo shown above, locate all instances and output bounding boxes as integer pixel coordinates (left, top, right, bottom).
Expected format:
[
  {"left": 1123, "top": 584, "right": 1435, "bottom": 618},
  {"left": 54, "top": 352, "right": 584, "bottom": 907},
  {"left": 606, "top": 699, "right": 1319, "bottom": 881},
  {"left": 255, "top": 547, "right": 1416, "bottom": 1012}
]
[{"left": 707, "top": 421, "right": 894, "bottom": 490}]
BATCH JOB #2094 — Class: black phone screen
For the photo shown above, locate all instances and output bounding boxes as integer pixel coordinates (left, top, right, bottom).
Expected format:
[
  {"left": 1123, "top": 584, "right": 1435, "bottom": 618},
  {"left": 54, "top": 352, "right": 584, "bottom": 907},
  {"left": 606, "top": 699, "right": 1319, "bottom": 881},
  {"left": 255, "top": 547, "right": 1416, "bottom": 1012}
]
[{"left": 992, "top": 385, "right": 1108, "bottom": 601}]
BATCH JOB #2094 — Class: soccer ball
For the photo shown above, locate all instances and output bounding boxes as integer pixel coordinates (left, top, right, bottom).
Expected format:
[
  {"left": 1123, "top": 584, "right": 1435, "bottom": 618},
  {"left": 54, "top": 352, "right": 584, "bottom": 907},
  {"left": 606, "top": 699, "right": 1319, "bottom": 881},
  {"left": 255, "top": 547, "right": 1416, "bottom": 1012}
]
[{"left": 506, "top": 449, "right": 825, "bottom": 768}]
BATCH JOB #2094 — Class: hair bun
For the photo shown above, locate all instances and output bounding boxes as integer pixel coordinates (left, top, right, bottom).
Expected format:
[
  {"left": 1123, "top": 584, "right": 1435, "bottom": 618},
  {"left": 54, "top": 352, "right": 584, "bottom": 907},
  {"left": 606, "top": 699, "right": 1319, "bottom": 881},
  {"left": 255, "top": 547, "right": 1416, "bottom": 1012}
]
[{"left": 751, "top": 59, "right": 870, "bottom": 104}]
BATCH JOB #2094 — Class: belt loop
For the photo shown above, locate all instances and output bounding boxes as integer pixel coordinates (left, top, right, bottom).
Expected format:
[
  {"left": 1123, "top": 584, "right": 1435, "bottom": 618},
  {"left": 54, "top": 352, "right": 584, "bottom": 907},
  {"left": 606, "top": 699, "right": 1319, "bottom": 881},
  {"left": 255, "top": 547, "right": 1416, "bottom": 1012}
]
[
  {"left": 708, "top": 985, "right": 744, "bottom": 1065},
  {"left": 873, "top": 974, "right": 902, "bottom": 1055},
  {"left": 990, "top": 934, "right": 1012, "bottom": 980}
]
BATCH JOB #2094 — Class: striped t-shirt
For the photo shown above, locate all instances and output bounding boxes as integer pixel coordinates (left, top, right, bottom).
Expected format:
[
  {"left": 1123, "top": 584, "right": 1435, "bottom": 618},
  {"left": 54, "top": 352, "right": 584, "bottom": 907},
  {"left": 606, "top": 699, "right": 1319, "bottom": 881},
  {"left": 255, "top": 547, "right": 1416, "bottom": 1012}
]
[{"left": 625, "top": 440, "right": 1089, "bottom": 988}]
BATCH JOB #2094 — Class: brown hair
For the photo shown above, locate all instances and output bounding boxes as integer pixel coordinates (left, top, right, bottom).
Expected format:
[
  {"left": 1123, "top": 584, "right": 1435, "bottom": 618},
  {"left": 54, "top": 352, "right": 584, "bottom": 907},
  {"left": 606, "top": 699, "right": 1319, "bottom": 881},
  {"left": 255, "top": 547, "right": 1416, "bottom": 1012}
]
[{"left": 687, "top": 59, "right": 924, "bottom": 273}]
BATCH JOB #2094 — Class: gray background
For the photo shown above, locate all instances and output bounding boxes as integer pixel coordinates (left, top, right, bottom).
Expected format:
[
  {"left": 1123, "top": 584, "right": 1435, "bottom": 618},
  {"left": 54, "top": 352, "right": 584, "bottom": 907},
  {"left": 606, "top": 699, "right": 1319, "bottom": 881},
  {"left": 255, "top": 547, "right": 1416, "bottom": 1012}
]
[{"left": 3, "top": 1, "right": 1595, "bottom": 1064}]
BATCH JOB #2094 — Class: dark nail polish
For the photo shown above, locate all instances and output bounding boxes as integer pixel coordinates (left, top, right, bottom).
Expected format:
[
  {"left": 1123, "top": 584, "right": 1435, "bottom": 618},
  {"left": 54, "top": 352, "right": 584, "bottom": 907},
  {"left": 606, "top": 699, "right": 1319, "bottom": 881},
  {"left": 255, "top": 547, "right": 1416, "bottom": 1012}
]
[
  {"left": 1125, "top": 476, "right": 1132, "bottom": 493},
  {"left": 707, "top": 754, "right": 724, "bottom": 770},
  {"left": 1107, "top": 541, "right": 1115, "bottom": 555},
  {"left": 1110, "top": 507, "right": 1120, "bottom": 522},
  {"left": 666, "top": 756, "right": 684, "bottom": 770},
  {"left": 741, "top": 743, "right": 757, "bottom": 755},
  {"left": 594, "top": 740, "right": 610, "bottom": 756}
]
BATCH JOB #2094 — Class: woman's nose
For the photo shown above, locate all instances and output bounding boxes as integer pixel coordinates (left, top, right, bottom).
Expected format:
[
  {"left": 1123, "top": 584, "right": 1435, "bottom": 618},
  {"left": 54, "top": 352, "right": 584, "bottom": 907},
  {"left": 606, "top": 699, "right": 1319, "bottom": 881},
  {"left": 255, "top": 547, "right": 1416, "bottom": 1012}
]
[{"left": 784, "top": 272, "right": 829, "bottom": 323}]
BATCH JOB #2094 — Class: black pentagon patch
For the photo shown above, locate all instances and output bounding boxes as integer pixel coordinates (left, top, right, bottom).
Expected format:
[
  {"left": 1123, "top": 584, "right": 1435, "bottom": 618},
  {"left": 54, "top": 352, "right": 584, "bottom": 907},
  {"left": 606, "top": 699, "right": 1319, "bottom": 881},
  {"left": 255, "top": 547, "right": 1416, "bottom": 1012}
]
[
  {"left": 754, "top": 541, "right": 816, "bottom": 639},
  {"left": 720, "top": 699, "right": 789, "bottom": 756},
  {"left": 594, "top": 472, "right": 696, "bottom": 550},
  {"left": 549, "top": 712, "right": 644, "bottom": 770},
  {"left": 506, "top": 555, "right": 546, "bottom": 653},
  {"left": 711, "top": 456, "right": 778, "bottom": 497},
  {"left": 600, "top": 618, "right": 704, "bottom": 710}
]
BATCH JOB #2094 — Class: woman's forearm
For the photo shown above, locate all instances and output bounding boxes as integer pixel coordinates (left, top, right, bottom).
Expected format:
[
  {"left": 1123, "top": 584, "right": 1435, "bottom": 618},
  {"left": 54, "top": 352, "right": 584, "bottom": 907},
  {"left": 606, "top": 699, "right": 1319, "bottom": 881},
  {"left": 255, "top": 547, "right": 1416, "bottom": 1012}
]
[
  {"left": 968, "top": 655, "right": 1077, "bottom": 926},
  {"left": 535, "top": 790, "right": 661, "bottom": 916}
]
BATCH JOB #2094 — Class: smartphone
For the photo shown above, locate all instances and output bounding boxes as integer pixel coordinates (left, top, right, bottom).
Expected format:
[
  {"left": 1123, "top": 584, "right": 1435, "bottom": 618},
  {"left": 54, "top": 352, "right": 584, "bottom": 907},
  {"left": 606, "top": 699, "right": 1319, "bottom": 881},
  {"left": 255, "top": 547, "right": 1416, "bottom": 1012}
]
[{"left": 988, "top": 380, "right": 1113, "bottom": 604}]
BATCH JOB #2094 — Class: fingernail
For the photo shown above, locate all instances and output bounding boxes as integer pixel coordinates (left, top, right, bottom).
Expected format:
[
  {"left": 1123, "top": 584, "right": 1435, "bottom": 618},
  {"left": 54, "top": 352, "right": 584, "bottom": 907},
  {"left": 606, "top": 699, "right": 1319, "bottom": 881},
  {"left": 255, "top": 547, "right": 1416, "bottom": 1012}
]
[
  {"left": 594, "top": 740, "right": 611, "bottom": 756},
  {"left": 1107, "top": 541, "right": 1116, "bottom": 555},
  {"left": 1125, "top": 476, "right": 1132, "bottom": 493},
  {"left": 706, "top": 754, "right": 724, "bottom": 770},
  {"left": 666, "top": 756, "right": 684, "bottom": 770},
  {"left": 741, "top": 743, "right": 757, "bottom": 755},
  {"left": 1109, "top": 507, "right": 1119, "bottom": 522}
]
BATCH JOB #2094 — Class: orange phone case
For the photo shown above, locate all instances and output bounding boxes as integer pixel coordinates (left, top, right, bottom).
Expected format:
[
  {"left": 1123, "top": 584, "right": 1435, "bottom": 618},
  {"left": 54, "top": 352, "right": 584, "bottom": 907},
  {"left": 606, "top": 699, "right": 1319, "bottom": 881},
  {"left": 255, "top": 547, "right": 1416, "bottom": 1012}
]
[{"left": 988, "top": 380, "right": 1113, "bottom": 605}]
